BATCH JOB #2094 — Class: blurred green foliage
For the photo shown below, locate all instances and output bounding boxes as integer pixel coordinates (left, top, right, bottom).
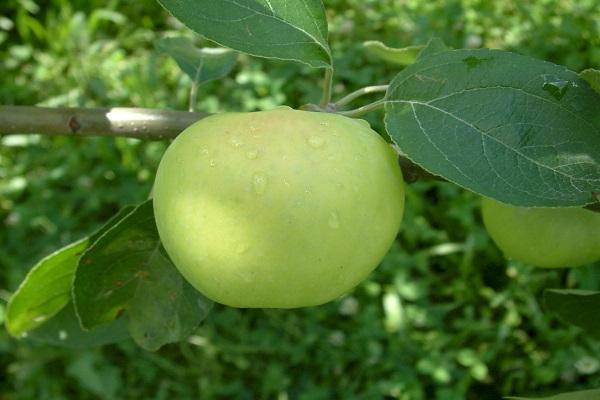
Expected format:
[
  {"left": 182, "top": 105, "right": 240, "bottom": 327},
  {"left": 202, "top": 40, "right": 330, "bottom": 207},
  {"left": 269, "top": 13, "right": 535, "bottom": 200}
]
[{"left": 1, "top": 0, "right": 599, "bottom": 399}]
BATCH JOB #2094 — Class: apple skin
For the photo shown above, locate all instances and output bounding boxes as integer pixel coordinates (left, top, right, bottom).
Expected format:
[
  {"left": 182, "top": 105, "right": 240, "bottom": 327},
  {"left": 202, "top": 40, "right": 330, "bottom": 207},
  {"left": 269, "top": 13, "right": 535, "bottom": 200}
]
[
  {"left": 481, "top": 197, "right": 600, "bottom": 268},
  {"left": 153, "top": 107, "right": 405, "bottom": 308}
]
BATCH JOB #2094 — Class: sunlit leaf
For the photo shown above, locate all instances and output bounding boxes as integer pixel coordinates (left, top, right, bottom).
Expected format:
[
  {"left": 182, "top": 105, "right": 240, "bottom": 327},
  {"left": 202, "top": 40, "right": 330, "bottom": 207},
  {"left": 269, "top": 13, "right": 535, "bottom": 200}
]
[
  {"left": 386, "top": 48, "right": 600, "bottom": 207},
  {"left": 362, "top": 40, "right": 422, "bottom": 66}
]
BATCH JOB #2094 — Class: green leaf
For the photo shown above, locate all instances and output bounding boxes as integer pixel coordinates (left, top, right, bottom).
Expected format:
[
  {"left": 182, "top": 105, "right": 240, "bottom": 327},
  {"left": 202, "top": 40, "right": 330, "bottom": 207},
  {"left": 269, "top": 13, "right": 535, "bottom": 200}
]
[
  {"left": 580, "top": 69, "right": 600, "bottom": 94},
  {"left": 543, "top": 289, "right": 600, "bottom": 336},
  {"left": 385, "top": 48, "right": 600, "bottom": 207},
  {"left": 155, "top": 37, "right": 238, "bottom": 85},
  {"left": 5, "top": 206, "right": 135, "bottom": 336},
  {"left": 73, "top": 200, "right": 213, "bottom": 351},
  {"left": 507, "top": 388, "right": 600, "bottom": 400},
  {"left": 362, "top": 41, "right": 422, "bottom": 66},
  {"left": 415, "top": 37, "right": 449, "bottom": 61},
  {"left": 26, "top": 303, "right": 129, "bottom": 348},
  {"left": 155, "top": 0, "right": 332, "bottom": 68}
]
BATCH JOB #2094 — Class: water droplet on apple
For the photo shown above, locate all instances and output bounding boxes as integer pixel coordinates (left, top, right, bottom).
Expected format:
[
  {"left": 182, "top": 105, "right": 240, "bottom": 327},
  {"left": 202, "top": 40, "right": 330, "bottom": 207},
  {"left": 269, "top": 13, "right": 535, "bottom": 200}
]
[
  {"left": 209, "top": 159, "right": 217, "bottom": 167},
  {"left": 253, "top": 172, "right": 268, "bottom": 195},
  {"left": 308, "top": 136, "right": 325, "bottom": 148},
  {"left": 229, "top": 136, "right": 244, "bottom": 148},
  {"left": 246, "top": 150, "right": 259, "bottom": 159},
  {"left": 328, "top": 211, "right": 340, "bottom": 229}
]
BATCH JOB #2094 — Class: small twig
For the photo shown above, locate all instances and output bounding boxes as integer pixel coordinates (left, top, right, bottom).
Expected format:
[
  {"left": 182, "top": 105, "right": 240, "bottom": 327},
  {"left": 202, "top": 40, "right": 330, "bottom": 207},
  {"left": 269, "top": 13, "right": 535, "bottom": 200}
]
[
  {"left": 319, "top": 68, "right": 334, "bottom": 108},
  {"left": 0, "top": 106, "right": 207, "bottom": 139},
  {"left": 334, "top": 85, "right": 389, "bottom": 108},
  {"left": 337, "top": 99, "right": 385, "bottom": 118}
]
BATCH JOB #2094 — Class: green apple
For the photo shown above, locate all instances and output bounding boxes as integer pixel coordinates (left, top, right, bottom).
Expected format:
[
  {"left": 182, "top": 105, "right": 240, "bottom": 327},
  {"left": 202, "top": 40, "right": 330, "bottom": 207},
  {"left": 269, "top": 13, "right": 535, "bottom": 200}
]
[
  {"left": 153, "top": 107, "right": 405, "bottom": 308},
  {"left": 481, "top": 197, "right": 600, "bottom": 268}
]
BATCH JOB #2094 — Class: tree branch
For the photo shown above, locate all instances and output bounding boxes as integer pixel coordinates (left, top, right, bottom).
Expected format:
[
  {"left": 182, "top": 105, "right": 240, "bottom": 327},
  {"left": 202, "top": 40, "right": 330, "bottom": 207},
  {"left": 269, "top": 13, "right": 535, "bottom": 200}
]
[{"left": 0, "top": 106, "right": 208, "bottom": 140}]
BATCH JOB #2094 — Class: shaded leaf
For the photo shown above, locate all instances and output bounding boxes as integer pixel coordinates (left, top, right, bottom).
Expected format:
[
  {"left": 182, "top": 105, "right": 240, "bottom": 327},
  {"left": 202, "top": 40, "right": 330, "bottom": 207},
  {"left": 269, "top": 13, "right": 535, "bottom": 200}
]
[
  {"left": 155, "top": 37, "right": 238, "bottom": 85},
  {"left": 543, "top": 289, "right": 600, "bottom": 336},
  {"left": 580, "top": 68, "right": 600, "bottom": 94},
  {"left": 73, "top": 200, "right": 213, "bottom": 351},
  {"left": 385, "top": 49, "right": 600, "bottom": 207},
  {"left": 155, "top": 0, "right": 332, "bottom": 68},
  {"left": 6, "top": 206, "right": 135, "bottom": 336},
  {"left": 27, "top": 303, "right": 129, "bottom": 348},
  {"left": 362, "top": 40, "right": 422, "bottom": 66}
]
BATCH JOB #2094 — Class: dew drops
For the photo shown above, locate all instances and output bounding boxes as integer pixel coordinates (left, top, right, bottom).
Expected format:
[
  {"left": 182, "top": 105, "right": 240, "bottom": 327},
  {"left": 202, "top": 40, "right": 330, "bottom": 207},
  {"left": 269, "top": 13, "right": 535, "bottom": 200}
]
[
  {"left": 209, "top": 159, "right": 217, "bottom": 167},
  {"left": 59, "top": 330, "right": 68, "bottom": 340},
  {"left": 253, "top": 172, "right": 268, "bottom": 195},
  {"left": 201, "top": 148, "right": 209, "bottom": 156},
  {"left": 308, "top": 136, "right": 325, "bottom": 148},
  {"left": 246, "top": 150, "right": 259, "bottom": 159},
  {"left": 229, "top": 136, "right": 244, "bottom": 148},
  {"left": 328, "top": 211, "right": 340, "bottom": 229}
]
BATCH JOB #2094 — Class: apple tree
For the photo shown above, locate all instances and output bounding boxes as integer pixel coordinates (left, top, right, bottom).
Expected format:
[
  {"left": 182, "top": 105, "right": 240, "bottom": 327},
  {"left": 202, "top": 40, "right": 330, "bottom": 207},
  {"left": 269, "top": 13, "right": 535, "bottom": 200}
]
[{"left": 1, "top": 1, "right": 599, "bottom": 398}]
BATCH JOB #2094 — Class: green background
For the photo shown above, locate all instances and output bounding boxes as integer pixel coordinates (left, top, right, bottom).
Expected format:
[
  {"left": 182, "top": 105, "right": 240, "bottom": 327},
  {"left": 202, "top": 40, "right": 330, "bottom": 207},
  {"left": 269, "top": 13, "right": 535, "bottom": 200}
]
[{"left": 1, "top": 0, "right": 599, "bottom": 398}]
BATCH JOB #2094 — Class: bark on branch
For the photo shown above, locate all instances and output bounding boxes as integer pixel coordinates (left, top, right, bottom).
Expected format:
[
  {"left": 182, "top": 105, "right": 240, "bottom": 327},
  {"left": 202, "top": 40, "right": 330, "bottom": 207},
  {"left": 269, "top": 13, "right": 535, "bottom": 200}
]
[{"left": 0, "top": 106, "right": 207, "bottom": 140}]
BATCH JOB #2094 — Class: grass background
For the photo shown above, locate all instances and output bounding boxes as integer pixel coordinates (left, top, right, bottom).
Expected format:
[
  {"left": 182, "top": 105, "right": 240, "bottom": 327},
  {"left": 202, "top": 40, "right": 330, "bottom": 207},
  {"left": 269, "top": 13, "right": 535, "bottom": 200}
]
[{"left": 1, "top": 0, "right": 600, "bottom": 398}]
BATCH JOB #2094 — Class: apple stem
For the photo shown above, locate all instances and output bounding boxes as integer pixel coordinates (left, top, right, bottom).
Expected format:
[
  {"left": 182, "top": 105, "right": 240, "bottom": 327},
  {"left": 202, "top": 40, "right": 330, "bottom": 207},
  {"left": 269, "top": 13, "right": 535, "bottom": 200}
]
[
  {"left": 334, "top": 85, "right": 389, "bottom": 108},
  {"left": 319, "top": 68, "right": 334, "bottom": 109},
  {"left": 337, "top": 99, "right": 385, "bottom": 117}
]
